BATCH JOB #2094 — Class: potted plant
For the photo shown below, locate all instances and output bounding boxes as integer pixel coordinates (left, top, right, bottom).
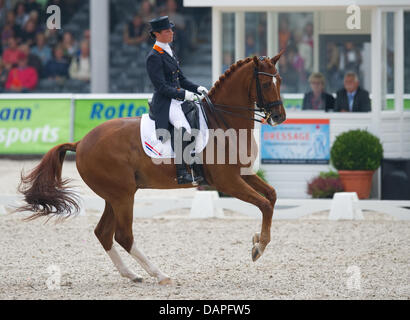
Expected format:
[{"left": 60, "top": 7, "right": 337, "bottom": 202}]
[
  {"left": 307, "top": 171, "right": 344, "bottom": 199},
  {"left": 330, "top": 129, "right": 384, "bottom": 199}
]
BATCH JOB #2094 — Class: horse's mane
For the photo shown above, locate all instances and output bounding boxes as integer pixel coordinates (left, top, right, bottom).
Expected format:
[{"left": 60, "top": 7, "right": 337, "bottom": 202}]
[{"left": 208, "top": 56, "right": 274, "bottom": 98}]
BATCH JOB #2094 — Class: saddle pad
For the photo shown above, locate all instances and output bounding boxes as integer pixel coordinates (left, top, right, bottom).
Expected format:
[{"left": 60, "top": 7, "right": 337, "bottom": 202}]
[{"left": 140, "top": 103, "right": 209, "bottom": 159}]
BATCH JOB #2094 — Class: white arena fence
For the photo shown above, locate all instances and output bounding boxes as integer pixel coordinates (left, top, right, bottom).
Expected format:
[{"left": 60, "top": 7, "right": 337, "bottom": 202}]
[{"left": 1, "top": 191, "right": 409, "bottom": 221}]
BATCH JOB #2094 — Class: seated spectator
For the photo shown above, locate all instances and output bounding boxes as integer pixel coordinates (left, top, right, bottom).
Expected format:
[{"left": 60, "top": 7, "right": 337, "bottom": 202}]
[
  {"left": 165, "top": 0, "right": 189, "bottom": 59},
  {"left": 0, "top": 58, "right": 9, "bottom": 91},
  {"left": 25, "top": 0, "right": 42, "bottom": 18},
  {"left": 0, "top": 0, "right": 7, "bottom": 29},
  {"left": 44, "top": 44, "right": 69, "bottom": 80},
  {"left": 139, "top": 0, "right": 155, "bottom": 24},
  {"left": 123, "top": 14, "right": 148, "bottom": 47},
  {"left": 69, "top": 40, "right": 90, "bottom": 81},
  {"left": 14, "top": 1, "right": 29, "bottom": 29},
  {"left": 277, "top": 53, "right": 298, "bottom": 93},
  {"left": 44, "top": 27, "right": 60, "bottom": 48},
  {"left": 31, "top": 32, "right": 52, "bottom": 66},
  {"left": 82, "top": 29, "right": 90, "bottom": 42},
  {"left": 303, "top": 72, "right": 335, "bottom": 112},
  {"left": 2, "top": 37, "right": 21, "bottom": 69},
  {"left": 62, "top": 31, "right": 78, "bottom": 62},
  {"left": 334, "top": 71, "right": 371, "bottom": 112},
  {"left": 19, "top": 43, "right": 42, "bottom": 77},
  {"left": 2, "top": 11, "right": 22, "bottom": 44},
  {"left": 5, "top": 51, "right": 38, "bottom": 92},
  {"left": 20, "top": 19, "right": 37, "bottom": 46}
]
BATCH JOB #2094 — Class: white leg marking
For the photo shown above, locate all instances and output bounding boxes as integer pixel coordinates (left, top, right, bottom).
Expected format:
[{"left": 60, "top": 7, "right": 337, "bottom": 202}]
[
  {"left": 107, "top": 246, "right": 143, "bottom": 282},
  {"left": 129, "top": 242, "right": 171, "bottom": 284}
]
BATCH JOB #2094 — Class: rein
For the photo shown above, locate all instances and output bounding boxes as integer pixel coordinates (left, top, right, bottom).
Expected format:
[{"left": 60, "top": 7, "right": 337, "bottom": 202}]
[{"left": 201, "top": 64, "right": 282, "bottom": 129}]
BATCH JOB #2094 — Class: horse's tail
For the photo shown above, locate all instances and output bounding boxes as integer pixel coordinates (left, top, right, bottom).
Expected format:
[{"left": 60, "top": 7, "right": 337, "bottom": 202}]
[{"left": 17, "top": 142, "right": 81, "bottom": 221}]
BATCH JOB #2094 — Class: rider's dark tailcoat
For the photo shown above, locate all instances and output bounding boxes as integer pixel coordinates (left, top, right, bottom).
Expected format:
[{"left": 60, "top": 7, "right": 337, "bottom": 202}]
[{"left": 146, "top": 44, "right": 199, "bottom": 133}]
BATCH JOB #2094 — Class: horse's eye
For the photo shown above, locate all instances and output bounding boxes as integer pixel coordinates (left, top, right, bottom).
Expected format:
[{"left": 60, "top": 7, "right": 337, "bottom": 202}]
[{"left": 262, "top": 82, "right": 271, "bottom": 89}]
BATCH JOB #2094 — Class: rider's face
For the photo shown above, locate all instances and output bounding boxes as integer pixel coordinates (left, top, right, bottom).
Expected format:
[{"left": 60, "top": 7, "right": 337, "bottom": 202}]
[{"left": 155, "top": 28, "right": 174, "bottom": 43}]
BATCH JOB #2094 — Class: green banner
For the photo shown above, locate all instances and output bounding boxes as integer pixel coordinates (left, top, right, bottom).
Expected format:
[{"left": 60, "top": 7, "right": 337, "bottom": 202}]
[
  {"left": 0, "top": 99, "right": 71, "bottom": 154},
  {"left": 74, "top": 99, "right": 149, "bottom": 141}
]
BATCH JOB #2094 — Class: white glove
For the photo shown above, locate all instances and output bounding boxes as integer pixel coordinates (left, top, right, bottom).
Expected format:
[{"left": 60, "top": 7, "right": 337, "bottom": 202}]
[
  {"left": 197, "top": 86, "right": 208, "bottom": 95},
  {"left": 185, "top": 91, "right": 198, "bottom": 102}
]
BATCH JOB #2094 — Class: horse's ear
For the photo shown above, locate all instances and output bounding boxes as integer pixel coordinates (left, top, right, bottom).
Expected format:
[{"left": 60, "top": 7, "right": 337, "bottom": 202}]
[
  {"left": 271, "top": 49, "right": 285, "bottom": 65},
  {"left": 252, "top": 56, "right": 259, "bottom": 66}
]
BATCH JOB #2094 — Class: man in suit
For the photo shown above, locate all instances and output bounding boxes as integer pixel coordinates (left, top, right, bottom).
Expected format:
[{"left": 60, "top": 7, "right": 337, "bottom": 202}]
[
  {"left": 334, "top": 71, "right": 371, "bottom": 112},
  {"left": 146, "top": 16, "right": 208, "bottom": 185}
]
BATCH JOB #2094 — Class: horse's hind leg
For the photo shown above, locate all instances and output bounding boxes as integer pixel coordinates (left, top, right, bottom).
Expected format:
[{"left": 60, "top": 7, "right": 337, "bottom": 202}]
[
  {"left": 112, "top": 196, "right": 172, "bottom": 285},
  {"left": 95, "top": 201, "right": 143, "bottom": 282}
]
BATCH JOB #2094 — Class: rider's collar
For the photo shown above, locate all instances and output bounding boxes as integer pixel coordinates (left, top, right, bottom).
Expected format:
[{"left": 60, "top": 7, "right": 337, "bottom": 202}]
[{"left": 155, "top": 41, "right": 173, "bottom": 57}]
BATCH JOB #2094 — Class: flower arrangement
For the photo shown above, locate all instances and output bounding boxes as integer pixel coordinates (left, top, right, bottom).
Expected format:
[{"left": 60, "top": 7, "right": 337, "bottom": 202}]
[{"left": 307, "top": 171, "right": 344, "bottom": 199}]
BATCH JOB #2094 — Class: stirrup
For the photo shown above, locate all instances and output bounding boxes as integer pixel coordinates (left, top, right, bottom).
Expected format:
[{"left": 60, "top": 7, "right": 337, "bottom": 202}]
[{"left": 176, "top": 167, "right": 203, "bottom": 186}]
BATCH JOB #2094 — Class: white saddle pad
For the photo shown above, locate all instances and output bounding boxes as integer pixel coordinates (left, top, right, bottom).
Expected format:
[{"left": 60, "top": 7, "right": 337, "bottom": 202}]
[{"left": 140, "top": 103, "right": 209, "bottom": 159}]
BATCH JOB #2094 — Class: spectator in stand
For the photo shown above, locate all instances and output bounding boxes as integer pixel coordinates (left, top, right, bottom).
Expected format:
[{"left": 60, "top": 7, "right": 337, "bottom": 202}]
[
  {"left": 294, "top": 29, "right": 312, "bottom": 75},
  {"left": 277, "top": 53, "right": 298, "bottom": 93},
  {"left": 222, "top": 51, "right": 233, "bottom": 73},
  {"left": 14, "top": 1, "right": 29, "bottom": 29},
  {"left": 5, "top": 50, "right": 38, "bottom": 92},
  {"left": 2, "top": 11, "right": 22, "bottom": 43},
  {"left": 123, "top": 14, "right": 148, "bottom": 47},
  {"left": 0, "top": 0, "right": 8, "bottom": 29},
  {"left": 334, "top": 71, "right": 371, "bottom": 112},
  {"left": 0, "top": 57, "right": 9, "bottom": 91},
  {"left": 245, "top": 34, "right": 256, "bottom": 57},
  {"left": 69, "top": 40, "right": 90, "bottom": 81},
  {"left": 19, "top": 43, "right": 42, "bottom": 77},
  {"left": 326, "top": 41, "right": 341, "bottom": 91},
  {"left": 303, "top": 72, "right": 335, "bottom": 112},
  {"left": 20, "top": 18, "right": 37, "bottom": 46},
  {"left": 25, "top": 0, "right": 42, "bottom": 18},
  {"left": 44, "top": 27, "right": 60, "bottom": 48},
  {"left": 31, "top": 32, "right": 52, "bottom": 66},
  {"left": 165, "top": 0, "right": 188, "bottom": 59},
  {"left": 341, "top": 41, "right": 362, "bottom": 76},
  {"left": 278, "top": 15, "right": 291, "bottom": 50},
  {"left": 44, "top": 44, "right": 69, "bottom": 80},
  {"left": 2, "top": 36, "right": 21, "bottom": 69},
  {"left": 139, "top": 0, "right": 155, "bottom": 24},
  {"left": 61, "top": 31, "right": 78, "bottom": 62},
  {"left": 303, "top": 22, "right": 314, "bottom": 49},
  {"left": 287, "top": 45, "right": 306, "bottom": 92},
  {"left": 82, "top": 29, "right": 90, "bottom": 42}
]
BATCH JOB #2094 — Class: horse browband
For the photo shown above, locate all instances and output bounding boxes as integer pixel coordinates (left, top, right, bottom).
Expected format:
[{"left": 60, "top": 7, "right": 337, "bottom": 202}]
[{"left": 201, "top": 65, "right": 282, "bottom": 128}]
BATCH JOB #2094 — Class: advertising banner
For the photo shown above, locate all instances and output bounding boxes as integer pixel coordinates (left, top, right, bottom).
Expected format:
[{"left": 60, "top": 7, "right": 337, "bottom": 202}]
[
  {"left": 261, "top": 119, "right": 330, "bottom": 164},
  {"left": 74, "top": 99, "right": 149, "bottom": 141},
  {"left": 0, "top": 99, "right": 71, "bottom": 154}
]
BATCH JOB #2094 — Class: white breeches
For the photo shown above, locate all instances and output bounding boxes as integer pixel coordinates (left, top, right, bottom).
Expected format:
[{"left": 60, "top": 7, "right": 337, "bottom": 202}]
[{"left": 169, "top": 99, "right": 191, "bottom": 134}]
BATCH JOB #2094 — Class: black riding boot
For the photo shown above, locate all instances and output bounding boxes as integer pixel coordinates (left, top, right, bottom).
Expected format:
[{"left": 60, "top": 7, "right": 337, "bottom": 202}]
[{"left": 174, "top": 127, "right": 204, "bottom": 186}]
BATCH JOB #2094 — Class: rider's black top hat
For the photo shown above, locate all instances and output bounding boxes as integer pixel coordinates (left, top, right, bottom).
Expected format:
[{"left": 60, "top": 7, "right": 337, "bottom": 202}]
[{"left": 149, "top": 16, "right": 175, "bottom": 37}]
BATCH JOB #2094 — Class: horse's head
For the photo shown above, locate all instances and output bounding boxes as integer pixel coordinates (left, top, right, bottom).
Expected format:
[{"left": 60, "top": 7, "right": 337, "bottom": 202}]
[{"left": 251, "top": 51, "right": 286, "bottom": 126}]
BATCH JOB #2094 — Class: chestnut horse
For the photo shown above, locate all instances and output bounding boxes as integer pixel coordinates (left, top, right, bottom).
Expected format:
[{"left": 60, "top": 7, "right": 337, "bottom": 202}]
[{"left": 17, "top": 54, "right": 286, "bottom": 284}]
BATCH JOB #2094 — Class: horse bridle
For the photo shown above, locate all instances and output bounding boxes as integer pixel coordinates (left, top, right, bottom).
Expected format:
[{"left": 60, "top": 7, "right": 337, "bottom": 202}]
[{"left": 201, "top": 60, "right": 283, "bottom": 129}]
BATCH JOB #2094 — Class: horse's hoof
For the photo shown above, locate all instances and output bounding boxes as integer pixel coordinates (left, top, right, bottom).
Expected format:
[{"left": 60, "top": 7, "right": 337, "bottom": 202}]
[
  {"left": 252, "top": 244, "right": 262, "bottom": 262},
  {"left": 132, "top": 277, "right": 143, "bottom": 283},
  {"left": 158, "top": 277, "right": 173, "bottom": 286},
  {"left": 252, "top": 233, "right": 260, "bottom": 245}
]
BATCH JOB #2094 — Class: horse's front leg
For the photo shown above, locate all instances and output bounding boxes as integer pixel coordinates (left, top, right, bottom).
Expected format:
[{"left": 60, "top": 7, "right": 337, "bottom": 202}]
[
  {"left": 214, "top": 175, "right": 273, "bottom": 262},
  {"left": 242, "top": 174, "right": 277, "bottom": 249}
]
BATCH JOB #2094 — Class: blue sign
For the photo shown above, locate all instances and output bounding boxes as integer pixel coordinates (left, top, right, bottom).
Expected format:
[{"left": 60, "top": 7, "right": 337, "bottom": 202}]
[{"left": 261, "top": 119, "right": 330, "bottom": 164}]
